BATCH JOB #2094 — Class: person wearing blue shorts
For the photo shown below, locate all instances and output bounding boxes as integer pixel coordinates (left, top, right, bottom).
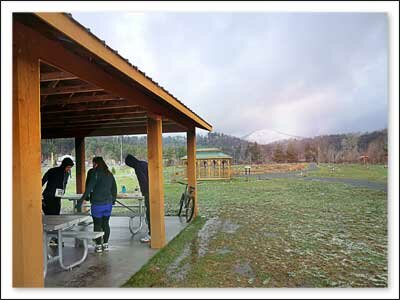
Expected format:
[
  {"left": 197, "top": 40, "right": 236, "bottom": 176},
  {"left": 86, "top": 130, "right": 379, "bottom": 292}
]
[{"left": 77, "top": 157, "right": 117, "bottom": 253}]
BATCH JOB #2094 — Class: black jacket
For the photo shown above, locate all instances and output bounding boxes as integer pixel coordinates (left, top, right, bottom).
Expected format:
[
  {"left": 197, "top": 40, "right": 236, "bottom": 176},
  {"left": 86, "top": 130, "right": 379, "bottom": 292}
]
[
  {"left": 80, "top": 169, "right": 117, "bottom": 205},
  {"left": 84, "top": 168, "right": 96, "bottom": 201},
  {"left": 42, "top": 166, "right": 69, "bottom": 199},
  {"left": 125, "top": 154, "right": 149, "bottom": 194}
]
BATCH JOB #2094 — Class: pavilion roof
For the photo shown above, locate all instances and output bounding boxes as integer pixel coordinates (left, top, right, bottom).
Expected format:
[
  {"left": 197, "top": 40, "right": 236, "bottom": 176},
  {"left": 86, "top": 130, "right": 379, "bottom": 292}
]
[{"left": 15, "top": 13, "right": 212, "bottom": 138}]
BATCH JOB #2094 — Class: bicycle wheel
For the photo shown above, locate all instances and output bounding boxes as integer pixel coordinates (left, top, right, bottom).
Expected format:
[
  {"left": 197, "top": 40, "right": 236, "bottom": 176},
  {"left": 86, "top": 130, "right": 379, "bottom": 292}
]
[
  {"left": 185, "top": 196, "right": 195, "bottom": 223},
  {"left": 178, "top": 193, "right": 185, "bottom": 217},
  {"left": 129, "top": 215, "right": 142, "bottom": 235},
  {"left": 129, "top": 204, "right": 146, "bottom": 236}
]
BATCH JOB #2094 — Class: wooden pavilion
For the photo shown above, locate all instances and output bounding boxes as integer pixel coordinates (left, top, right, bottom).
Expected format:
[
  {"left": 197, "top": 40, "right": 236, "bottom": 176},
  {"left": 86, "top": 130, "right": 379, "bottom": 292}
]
[
  {"left": 181, "top": 148, "right": 232, "bottom": 180},
  {"left": 13, "top": 13, "right": 212, "bottom": 287}
]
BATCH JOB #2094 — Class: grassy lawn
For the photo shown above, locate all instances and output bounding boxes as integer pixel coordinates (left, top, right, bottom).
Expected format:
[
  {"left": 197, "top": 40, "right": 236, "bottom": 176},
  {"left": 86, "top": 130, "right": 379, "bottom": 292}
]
[
  {"left": 306, "top": 163, "right": 388, "bottom": 183},
  {"left": 43, "top": 163, "right": 388, "bottom": 287},
  {"left": 124, "top": 174, "right": 387, "bottom": 287}
]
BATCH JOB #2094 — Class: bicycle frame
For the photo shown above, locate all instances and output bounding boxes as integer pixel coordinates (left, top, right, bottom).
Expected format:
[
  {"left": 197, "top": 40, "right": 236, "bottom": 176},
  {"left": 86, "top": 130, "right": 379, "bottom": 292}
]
[{"left": 177, "top": 181, "right": 196, "bottom": 222}]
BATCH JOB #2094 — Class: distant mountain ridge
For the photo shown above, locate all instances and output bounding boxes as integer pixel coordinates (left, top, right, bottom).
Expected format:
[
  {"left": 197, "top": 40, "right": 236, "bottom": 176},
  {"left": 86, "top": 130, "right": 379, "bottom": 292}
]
[{"left": 243, "top": 129, "right": 304, "bottom": 145}]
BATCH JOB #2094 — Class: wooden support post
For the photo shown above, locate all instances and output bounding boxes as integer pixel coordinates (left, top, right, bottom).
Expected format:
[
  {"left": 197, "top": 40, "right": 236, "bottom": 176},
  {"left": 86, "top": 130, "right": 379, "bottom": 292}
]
[
  {"left": 187, "top": 130, "right": 197, "bottom": 218},
  {"left": 228, "top": 160, "right": 231, "bottom": 178},
  {"left": 75, "top": 137, "right": 85, "bottom": 193},
  {"left": 147, "top": 115, "right": 165, "bottom": 248},
  {"left": 13, "top": 22, "right": 43, "bottom": 287},
  {"left": 199, "top": 161, "right": 202, "bottom": 179},
  {"left": 196, "top": 160, "right": 201, "bottom": 179}
]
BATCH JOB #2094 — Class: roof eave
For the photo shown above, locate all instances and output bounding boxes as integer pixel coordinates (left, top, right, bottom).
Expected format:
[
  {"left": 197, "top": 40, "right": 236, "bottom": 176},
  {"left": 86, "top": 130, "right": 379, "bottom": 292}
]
[{"left": 33, "top": 12, "right": 212, "bottom": 132}]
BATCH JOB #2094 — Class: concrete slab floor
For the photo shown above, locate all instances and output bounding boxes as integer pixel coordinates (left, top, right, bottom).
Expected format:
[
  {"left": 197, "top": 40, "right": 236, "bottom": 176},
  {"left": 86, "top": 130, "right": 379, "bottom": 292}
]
[{"left": 44, "top": 216, "right": 187, "bottom": 287}]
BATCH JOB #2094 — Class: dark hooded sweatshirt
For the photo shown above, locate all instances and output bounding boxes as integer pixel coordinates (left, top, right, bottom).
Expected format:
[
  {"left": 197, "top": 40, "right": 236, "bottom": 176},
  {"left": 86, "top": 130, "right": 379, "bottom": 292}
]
[
  {"left": 42, "top": 161, "right": 72, "bottom": 199},
  {"left": 79, "top": 169, "right": 117, "bottom": 205},
  {"left": 125, "top": 154, "right": 149, "bottom": 195}
]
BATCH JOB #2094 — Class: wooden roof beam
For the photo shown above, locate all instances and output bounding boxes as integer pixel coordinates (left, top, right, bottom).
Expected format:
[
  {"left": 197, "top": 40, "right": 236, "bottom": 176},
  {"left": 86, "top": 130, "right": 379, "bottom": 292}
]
[
  {"left": 42, "top": 115, "right": 147, "bottom": 125},
  {"left": 26, "top": 15, "right": 207, "bottom": 130},
  {"left": 42, "top": 123, "right": 187, "bottom": 139},
  {"left": 42, "top": 118, "right": 148, "bottom": 128},
  {"left": 41, "top": 110, "right": 147, "bottom": 121},
  {"left": 41, "top": 100, "right": 142, "bottom": 114},
  {"left": 40, "top": 70, "right": 78, "bottom": 82},
  {"left": 41, "top": 93, "right": 122, "bottom": 107},
  {"left": 34, "top": 13, "right": 212, "bottom": 131},
  {"left": 42, "top": 119, "right": 177, "bottom": 129},
  {"left": 41, "top": 84, "right": 103, "bottom": 96}
]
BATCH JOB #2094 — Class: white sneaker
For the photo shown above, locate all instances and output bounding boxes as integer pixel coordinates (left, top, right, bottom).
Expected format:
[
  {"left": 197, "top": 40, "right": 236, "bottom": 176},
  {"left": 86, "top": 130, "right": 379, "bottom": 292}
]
[
  {"left": 49, "top": 238, "right": 57, "bottom": 247},
  {"left": 140, "top": 234, "right": 151, "bottom": 243},
  {"left": 103, "top": 243, "right": 109, "bottom": 251},
  {"left": 95, "top": 244, "right": 103, "bottom": 253}
]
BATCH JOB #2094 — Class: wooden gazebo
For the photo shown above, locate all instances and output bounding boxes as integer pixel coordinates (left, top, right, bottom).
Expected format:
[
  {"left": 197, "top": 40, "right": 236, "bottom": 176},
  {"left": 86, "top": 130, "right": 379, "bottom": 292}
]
[
  {"left": 13, "top": 13, "right": 212, "bottom": 287},
  {"left": 181, "top": 148, "right": 232, "bottom": 180}
]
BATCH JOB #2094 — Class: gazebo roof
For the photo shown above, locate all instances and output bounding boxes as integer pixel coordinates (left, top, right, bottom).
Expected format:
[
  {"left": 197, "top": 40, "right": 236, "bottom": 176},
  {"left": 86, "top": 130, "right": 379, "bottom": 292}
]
[
  {"left": 181, "top": 148, "right": 232, "bottom": 160},
  {"left": 15, "top": 13, "right": 212, "bottom": 139}
]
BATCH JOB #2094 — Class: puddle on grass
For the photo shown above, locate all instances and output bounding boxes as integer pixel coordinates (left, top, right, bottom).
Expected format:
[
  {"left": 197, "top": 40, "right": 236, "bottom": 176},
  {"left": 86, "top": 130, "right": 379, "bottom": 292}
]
[
  {"left": 234, "top": 260, "right": 255, "bottom": 278},
  {"left": 263, "top": 232, "right": 278, "bottom": 238},
  {"left": 221, "top": 221, "right": 240, "bottom": 234},
  {"left": 165, "top": 217, "right": 240, "bottom": 283},
  {"left": 166, "top": 245, "right": 191, "bottom": 282},
  {"left": 197, "top": 217, "right": 240, "bottom": 257},
  {"left": 197, "top": 217, "right": 222, "bottom": 257},
  {"left": 216, "top": 247, "right": 232, "bottom": 255}
]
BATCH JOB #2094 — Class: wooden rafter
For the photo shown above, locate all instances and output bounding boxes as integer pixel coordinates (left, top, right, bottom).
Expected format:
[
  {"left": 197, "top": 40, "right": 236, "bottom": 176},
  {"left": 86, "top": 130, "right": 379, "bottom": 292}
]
[
  {"left": 33, "top": 13, "right": 212, "bottom": 131},
  {"left": 41, "top": 100, "right": 140, "bottom": 114},
  {"left": 42, "top": 118, "right": 177, "bottom": 129},
  {"left": 41, "top": 121, "right": 186, "bottom": 138},
  {"left": 41, "top": 93, "right": 122, "bottom": 107},
  {"left": 40, "top": 70, "right": 78, "bottom": 81},
  {"left": 42, "top": 118, "right": 148, "bottom": 128},
  {"left": 41, "top": 83, "right": 103, "bottom": 96},
  {"left": 41, "top": 110, "right": 147, "bottom": 121}
]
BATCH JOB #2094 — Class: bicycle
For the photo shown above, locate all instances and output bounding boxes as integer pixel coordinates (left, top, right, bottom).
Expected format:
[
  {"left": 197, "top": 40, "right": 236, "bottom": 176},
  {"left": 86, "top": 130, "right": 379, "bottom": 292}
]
[{"left": 177, "top": 181, "right": 196, "bottom": 222}]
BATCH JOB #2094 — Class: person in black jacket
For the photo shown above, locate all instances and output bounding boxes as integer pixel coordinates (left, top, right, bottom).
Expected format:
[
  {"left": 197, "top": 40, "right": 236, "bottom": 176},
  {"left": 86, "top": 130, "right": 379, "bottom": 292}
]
[
  {"left": 125, "top": 154, "right": 151, "bottom": 243},
  {"left": 77, "top": 157, "right": 117, "bottom": 253},
  {"left": 42, "top": 157, "right": 74, "bottom": 215}
]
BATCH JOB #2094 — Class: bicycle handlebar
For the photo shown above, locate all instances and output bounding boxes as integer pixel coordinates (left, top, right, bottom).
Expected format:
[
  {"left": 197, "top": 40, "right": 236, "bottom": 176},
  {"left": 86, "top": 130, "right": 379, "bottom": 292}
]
[{"left": 176, "top": 181, "right": 203, "bottom": 185}]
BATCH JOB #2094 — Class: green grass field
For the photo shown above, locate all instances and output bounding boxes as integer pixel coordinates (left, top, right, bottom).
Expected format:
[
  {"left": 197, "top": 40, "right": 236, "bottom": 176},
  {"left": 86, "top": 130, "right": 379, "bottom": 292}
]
[
  {"left": 42, "top": 163, "right": 388, "bottom": 287},
  {"left": 123, "top": 165, "right": 388, "bottom": 288},
  {"left": 307, "top": 163, "right": 387, "bottom": 183}
]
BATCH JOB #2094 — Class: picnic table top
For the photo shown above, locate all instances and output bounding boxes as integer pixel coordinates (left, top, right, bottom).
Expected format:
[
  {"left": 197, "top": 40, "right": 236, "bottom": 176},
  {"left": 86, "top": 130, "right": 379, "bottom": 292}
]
[
  {"left": 61, "top": 193, "right": 144, "bottom": 200},
  {"left": 42, "top": 214, "right": 91, "bottom": 231}
]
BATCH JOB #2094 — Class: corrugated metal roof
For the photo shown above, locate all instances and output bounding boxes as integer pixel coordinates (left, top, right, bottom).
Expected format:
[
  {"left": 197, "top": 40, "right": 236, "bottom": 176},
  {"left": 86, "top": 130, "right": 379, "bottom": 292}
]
[{"left": 64, "top": 13, "right": 208, "bottom": 128}]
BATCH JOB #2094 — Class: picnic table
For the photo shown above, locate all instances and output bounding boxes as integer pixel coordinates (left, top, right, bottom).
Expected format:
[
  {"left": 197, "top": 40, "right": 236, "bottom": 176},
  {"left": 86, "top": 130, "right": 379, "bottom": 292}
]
[
  {"left": 42, "top": 214, "right": 101, "bottom": 277},
  {"left": 61, "top": 193, "right": 146, "bottom": 235}
]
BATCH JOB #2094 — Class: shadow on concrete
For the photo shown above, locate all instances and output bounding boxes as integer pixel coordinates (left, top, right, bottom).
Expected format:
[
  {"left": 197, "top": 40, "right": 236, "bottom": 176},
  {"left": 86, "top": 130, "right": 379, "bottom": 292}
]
[{"left": 45, "top": 216, "right": 187, "bottom": 287}]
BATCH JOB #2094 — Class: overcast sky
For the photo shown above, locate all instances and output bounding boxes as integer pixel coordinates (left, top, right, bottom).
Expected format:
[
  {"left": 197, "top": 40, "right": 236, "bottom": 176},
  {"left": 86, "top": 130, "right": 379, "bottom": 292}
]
[{"left": 72, "top": 12, "right": 388, "bottom": 138}]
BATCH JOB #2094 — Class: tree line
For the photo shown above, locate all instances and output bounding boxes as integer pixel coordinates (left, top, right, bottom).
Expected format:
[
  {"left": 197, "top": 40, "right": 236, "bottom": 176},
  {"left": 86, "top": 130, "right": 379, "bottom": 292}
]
[{"left": 41, "top": 128, "right": 388, "bottom": 165}]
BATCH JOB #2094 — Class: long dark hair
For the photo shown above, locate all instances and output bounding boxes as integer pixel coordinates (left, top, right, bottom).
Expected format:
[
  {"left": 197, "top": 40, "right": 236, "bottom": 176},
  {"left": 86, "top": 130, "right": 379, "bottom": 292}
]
[{"left": 93, "top": 156, "right": 112, "bottom": 175}]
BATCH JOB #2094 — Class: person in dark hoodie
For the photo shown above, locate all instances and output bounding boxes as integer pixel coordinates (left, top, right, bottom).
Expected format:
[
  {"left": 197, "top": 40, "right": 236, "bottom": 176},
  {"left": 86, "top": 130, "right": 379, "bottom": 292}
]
[
  {"left": 77, "top": 157, "right": 117, "bottom": 253},
  {"left": 125, "top": 154, "right": 151, "bottom": 243},
  {"left": 42, "top": 157, "right": 74, "bottom": 215}
]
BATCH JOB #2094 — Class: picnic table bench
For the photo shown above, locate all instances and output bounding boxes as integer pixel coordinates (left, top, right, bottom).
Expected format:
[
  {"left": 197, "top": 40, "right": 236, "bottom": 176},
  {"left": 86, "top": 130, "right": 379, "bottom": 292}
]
[{"left": 42, "top": 214, "right": 103, "bottom": 277}]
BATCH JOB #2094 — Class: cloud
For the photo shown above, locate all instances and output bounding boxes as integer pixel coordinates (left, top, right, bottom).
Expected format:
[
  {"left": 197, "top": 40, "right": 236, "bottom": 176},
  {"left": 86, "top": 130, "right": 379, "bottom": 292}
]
[{"left": 71, "top": 12, "right": 388, "bottom": 138}]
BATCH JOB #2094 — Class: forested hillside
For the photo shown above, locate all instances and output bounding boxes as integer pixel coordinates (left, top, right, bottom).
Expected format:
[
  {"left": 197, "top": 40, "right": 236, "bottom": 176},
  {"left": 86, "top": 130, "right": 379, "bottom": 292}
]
[{"left": 41, "top": 129, "right": 388, "bottom": 165}]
